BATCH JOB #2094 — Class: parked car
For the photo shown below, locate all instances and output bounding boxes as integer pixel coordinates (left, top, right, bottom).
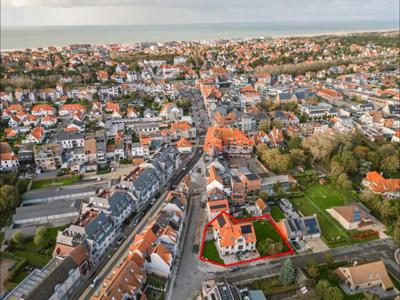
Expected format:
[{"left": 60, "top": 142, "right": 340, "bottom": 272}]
[
  {"left": 90, "top": 277, "right": 100, "bottom": 288},
  {"left": 192, "top": 244, "right": 199, "bottom": 254}
]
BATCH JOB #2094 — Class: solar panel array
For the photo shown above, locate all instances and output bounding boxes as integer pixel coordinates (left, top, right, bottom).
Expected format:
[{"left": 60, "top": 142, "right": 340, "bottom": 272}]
[
  {"left": 303, "top": 218, "right": 320, "bottom": 234},
  {"left": 241, "top": 224, "right": 252, "bottom": 234}
]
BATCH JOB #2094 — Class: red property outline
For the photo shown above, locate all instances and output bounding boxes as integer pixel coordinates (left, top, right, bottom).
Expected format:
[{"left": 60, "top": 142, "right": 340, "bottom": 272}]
[{"left": 199, "top": 211, "right": 294, "bottom": 267}]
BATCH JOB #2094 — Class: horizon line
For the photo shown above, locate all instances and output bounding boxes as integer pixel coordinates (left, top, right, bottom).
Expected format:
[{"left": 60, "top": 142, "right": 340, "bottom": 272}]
[{"left": 2, "top": 18, "right": 400, "bottom": 28}]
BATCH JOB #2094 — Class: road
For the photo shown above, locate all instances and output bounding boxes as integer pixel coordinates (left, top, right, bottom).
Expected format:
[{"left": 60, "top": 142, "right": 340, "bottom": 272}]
[{"left": 72, "top": 145, "right": 203, "bottom": 300}]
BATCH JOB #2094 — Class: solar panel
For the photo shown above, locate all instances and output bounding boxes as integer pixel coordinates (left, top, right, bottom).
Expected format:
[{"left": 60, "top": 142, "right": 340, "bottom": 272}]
[
  {"left": 287, "top": 220, "right": 296, "bottom": 233},
  {"left": 210, "top": 204, "right": 227, "bottom": 210},
  {"left": 293, "top": 219, "right": 302, "bottom": 231},
  {"left": 353, "top": 209, "right": 361, "bottom": 222},
  {"left": 304, "top": 218, "right": 320, "bottom": 234},
  {"left": 241, "top": 224, "right": 252, "bottom": 234},
  {"left": 217, "top": 215, "right": 226, "bottom": 227}
]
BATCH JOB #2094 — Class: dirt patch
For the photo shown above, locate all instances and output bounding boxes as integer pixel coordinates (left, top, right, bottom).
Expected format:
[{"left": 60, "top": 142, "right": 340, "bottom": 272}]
[{"left": 0, "top": 257, "right": 17, "bottom": 295}]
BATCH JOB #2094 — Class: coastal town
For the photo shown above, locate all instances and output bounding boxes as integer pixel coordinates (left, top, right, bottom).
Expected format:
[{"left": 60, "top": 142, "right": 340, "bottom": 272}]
[{"left": 0, "top": 31, "right": 399, "bottom": 300}]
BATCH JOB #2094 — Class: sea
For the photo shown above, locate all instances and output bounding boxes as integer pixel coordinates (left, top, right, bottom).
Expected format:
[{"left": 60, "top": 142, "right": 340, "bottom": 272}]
[{"left": 1, "top": 20, "right": 398, "bottom": 51}]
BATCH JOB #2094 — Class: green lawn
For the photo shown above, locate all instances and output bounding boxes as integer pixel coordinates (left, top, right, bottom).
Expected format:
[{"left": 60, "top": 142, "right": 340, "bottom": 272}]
[
  {"left": 270, "top": 206, "right": 285, "bottom": 221},
  {"left": 203, "top": 240, "right": 224, "bottom": 264},
  {"left": 291, "top": 183, "right": 364, "bottom": 246},
  {"left": 31, "top": 176, "right": 81, "bottom": 190},
  {"left": 253, "top": 219, "right": 289, "bottom": 255},
  {"left": 253, "top": 219, "right": 283, "bottom": 243},
  {"left": 11, "top": 250, "right": 51, "bottom": 267}
]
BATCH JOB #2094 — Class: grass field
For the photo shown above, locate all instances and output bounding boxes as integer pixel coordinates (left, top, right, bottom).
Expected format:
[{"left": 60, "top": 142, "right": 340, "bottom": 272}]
[
  {"left": 270, "top": 206, "right": 285, "bottom": 221},
  {"left": 202, "top": 240, "right": 224, "bottom": 264},
  {"left": 291, "top": 183, "right": 378, "bottom": 247},
  {"left": 31, "top": 176, "right": 81, "bottom": 190}
]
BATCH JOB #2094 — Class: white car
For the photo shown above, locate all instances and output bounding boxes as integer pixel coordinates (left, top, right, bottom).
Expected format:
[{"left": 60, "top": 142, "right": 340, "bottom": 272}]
[{"left": 90, "top": 277, "right": 100, "bottom": 288}]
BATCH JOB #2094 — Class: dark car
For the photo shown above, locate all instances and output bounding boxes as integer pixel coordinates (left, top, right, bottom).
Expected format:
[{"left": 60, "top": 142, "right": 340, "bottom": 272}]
[{"left": 192, "top": 244, "right": 199, "bottom": 254}]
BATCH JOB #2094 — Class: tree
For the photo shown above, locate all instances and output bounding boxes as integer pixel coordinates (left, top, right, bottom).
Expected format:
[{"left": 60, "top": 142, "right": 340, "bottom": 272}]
[
  {"left": 258, "top": 191, "right": 269, "bottom": 200},
  {"left": 338, "top": 151, "right": 358, "bottom": 174},
  {"left": 0, "top": 185, "right": 20, "bottom": 212},
  {"left": 267, "top": 240, "right": 283, "bottom": 255},
  {"left": 307, "top": 264, "right": 320, "bottom": 279},
  {"left": 315, "top": 280, "right": 330, "bottom": 299},
  {"left": 36, "top": 226, "right": 48, "bottom": 237},
  {"left": 258, "top": 240, "right": 269, "bottom": 256},
  {"left": 271, "top": 119, "right": 283, "bottom": 129},
  {"left": 377, "top": 144, "right": 396, "bottom": 158},
  {"left": 290, "top": 148, "right": 306, "bottom": 168},
  {"left": 279, "top": 258, "right": 296, "bottom": 285},
  {"left": 259, "top": 120, "right": 270, "bottom": 132},
  {"left": 393, "top": 216, "right": 400, "bottom": 242},
  {"left": 353, "top": 145, "right": 369, "bottom": 160},
  {"left": 15, "top": 179, "right": 29, "bottom": 195},
  {"left": 325, "top": 286, "right": 343, "bottom": 300},
  {"left": 287, "top": 135, "right": 302, "bottom": 150},
  {"left": 11, "top": 230, "right": 24, "bottom": 245},
  {"left": 306, "top": 259, "right": 319, "bottom": 279},
  {"left": 367, "top": 151, "right": 380, "bottom": 169},
  {"left": 324, "top": 252, "right": 334, "bottom": 268},
  {"left": 34, "top": 233, "right": 45, "bottom": 246},
  {"left": 380, "top": 155, "right": 399, "bottom": 176},
  {"left": 302, "top": 133, "right": 336, "bottom": 163},
  {"left": 259, "top": 148, "right": 291, "bottom": 173},
  {"left": 337, "top": 173, "right": 352, "bottom": 191},
  {"left": 273, "top": 181, "right": 282, "bottom": 194},
  {"left": 330, "top": 161, "right": 345, "bottom": 181}
]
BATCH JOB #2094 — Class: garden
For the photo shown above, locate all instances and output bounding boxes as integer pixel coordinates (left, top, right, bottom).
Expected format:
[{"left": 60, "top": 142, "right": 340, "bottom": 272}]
[
  {"left": 253, "top": 218, "right": 290, "bottom": 256},
  {"left": 202, "top": 240, "right": 224, "bottom": 264},
  {"left": 1, "top": 226, "right": 64, "bottom": 291}
]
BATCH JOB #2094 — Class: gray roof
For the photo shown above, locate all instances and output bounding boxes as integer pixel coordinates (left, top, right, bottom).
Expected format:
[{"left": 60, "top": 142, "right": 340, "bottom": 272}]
[
  {"left": 13, "top": 200, "right": 81, "bottom": 222},
  {"left": 26, "top": 256, "right": 78, "bottom": 300},
  {"left": 106, "top": 191, "right": 132, "bottom": 216},
  {"left": 22, "top": 182, "right": 105, "bottom": 204},
  {"left": 55, "top": 131, "right": 84, "bottom": 141},
  {"left": 85, "top": 211, "right": 114, "bottom": 243}
]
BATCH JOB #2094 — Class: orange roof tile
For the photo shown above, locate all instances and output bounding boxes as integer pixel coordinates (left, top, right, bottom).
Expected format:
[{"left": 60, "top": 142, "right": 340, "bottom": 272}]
[{"left": 176, "top": 137, "right": 192, "bottom": 148}]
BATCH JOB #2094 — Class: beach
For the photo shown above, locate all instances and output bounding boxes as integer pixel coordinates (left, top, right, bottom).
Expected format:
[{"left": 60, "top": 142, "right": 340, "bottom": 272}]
[{"left": 1, "top": 20, "right": 398, "bottom": 51}]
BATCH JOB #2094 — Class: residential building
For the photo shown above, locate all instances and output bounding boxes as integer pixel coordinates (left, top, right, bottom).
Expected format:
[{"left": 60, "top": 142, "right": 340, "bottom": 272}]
[
  {"left": 202, "top": 280, "right": 242, "bottom": 300},
  {"left": 277, "top": 215, "right": 321, "bottom": 242},
  {"left": 212, "top": 213, "right": 256, "bottom": 256},
  {"left": 0, "top": 142, "right": 19, "bottom": 171},
  {"left": 317, "top": 88, "right": 344, "bottom": 101},
  {"left": 362, "top": 171, "right": 400, "bottom": 198},
  {"left": 55, "top": 209, "right": 116, "bottom": 264},
  {"left": 204, "top": 127, "right": 253, "bottom": 159},
  {"left": 335, "top": 260, "right": 395, "bottom": 292},
  {"left": 33, "top": 144, "right": 62, "bottom": 171},
  {"left": 85, "top": 190, "right": 135, "bottom": 230},
  {"left": 328, "top": 204, "right": 373, "bottom": 230}
]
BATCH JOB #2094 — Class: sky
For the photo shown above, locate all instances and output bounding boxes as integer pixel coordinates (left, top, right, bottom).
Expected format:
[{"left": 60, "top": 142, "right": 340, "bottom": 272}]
[{"left": 1, "top": 0, "right": 399, "bottom": 27}]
